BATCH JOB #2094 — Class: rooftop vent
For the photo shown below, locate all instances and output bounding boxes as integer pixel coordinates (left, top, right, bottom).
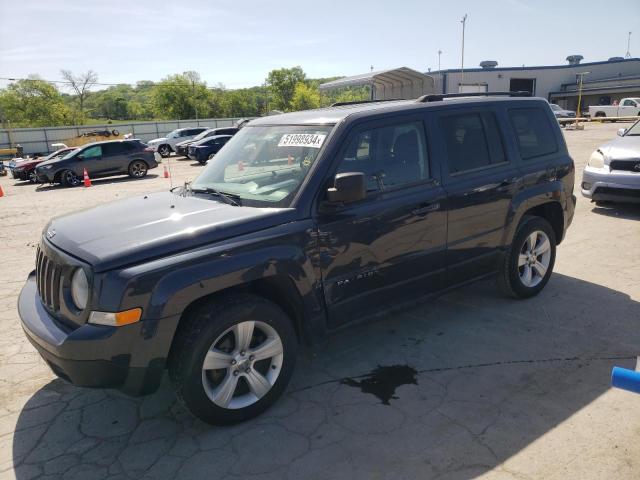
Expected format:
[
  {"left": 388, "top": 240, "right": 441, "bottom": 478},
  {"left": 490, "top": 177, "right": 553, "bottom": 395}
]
[
  {"left": 566, "top": 55, "right": 584, "bottom": 66},
  {"left": 480, "top": 60, "right": 498, "bottom": 69},
  {"left": 608, "top": 56, "right": 625, "bottom": 61}
]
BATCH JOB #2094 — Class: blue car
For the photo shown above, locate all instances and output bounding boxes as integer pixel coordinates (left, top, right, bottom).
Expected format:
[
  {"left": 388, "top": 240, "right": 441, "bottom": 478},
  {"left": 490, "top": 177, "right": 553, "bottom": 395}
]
[{"left": 188, "top": 135, "right": 233, "bottom": 164}]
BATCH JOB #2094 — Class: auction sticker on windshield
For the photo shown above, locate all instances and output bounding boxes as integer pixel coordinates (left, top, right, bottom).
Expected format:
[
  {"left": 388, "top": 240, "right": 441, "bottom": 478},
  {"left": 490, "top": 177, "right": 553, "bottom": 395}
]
[{"left": 278, "top": 133, "right": 326, "bottom": 149}]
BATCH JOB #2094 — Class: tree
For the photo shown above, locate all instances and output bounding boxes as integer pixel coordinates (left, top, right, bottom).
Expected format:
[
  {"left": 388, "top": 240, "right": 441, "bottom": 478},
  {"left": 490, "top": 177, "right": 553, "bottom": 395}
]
[
  {"left": 266, "top": 66, "right": 306, "bottom": 111},
  {"left": 0, "top": 77, "right": 71, "bottom": 127},
  {"left": 151, "top": 71, "right": 210, "bottom": 120},
  {"left": 290, "top": 82, "right": 320, "bottom": 111},
  {"left": 60, "top": 69, "right": 98, "bottom": 123}
]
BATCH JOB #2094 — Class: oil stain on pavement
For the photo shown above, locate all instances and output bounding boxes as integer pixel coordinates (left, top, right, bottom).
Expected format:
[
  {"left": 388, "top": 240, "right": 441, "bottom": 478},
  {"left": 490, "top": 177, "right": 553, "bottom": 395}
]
[{"left": 341, "top": 364, "right": 418, "bottom": 405}]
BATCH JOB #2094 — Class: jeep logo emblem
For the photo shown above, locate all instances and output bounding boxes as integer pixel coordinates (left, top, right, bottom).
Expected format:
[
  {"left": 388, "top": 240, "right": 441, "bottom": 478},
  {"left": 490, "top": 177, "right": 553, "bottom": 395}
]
[{"left": 46, "top": 229, "right": 56, "bottom": 239}]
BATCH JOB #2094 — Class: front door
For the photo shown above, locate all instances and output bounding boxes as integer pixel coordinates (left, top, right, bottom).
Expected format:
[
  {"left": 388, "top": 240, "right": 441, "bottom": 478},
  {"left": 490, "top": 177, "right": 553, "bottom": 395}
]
[
  {"left": 316, "top": 117, "right": 448, "bottom": 327},
  {"left": 77, "top": 145, "right": 106, "bottom": 177},
  {"left": 435, "top": 108, "right": 520, "bottom": 284}
]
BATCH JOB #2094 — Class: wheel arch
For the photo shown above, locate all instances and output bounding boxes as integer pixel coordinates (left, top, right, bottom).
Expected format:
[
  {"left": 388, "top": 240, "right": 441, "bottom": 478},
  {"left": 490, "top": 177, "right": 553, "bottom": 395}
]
[{"left": 506, "top": 199, "right": 565, "bottom": 246}]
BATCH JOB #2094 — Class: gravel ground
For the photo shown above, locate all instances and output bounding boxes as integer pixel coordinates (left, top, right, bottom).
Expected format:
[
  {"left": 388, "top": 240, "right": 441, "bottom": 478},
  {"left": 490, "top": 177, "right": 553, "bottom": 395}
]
[{"left": 0, "top": 123, "right": 639, "bottom": 480}]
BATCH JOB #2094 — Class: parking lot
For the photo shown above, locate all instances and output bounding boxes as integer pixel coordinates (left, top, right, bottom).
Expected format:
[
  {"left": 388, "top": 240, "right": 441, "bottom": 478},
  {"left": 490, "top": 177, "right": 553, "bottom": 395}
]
[{"left": 0, "top": 122, "right": 639, "bottom": 479}]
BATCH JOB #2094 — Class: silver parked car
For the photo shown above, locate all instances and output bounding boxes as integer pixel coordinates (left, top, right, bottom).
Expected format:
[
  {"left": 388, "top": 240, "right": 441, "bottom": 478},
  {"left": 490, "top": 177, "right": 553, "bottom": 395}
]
[{"left": 582, "top": 120, "right": 640, "bottom": 204}]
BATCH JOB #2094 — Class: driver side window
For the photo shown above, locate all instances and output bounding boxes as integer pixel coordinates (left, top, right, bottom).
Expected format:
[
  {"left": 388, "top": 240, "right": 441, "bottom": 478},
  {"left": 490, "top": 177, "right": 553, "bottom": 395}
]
[
  {"left": 337, "top": 121, "right": 429, "bottom": 192},
  {"left": 81, "top": 145, "right": 102, "bottom": 158}
]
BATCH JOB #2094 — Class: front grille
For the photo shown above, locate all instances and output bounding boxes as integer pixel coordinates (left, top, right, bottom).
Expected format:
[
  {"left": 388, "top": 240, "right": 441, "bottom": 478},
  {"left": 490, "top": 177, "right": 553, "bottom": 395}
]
[
  {"left": 610, "top": 160, "right": 640, "bottom": 173},
  {"left": 36, "top": 246, "right": 62, "bottom": 311}
]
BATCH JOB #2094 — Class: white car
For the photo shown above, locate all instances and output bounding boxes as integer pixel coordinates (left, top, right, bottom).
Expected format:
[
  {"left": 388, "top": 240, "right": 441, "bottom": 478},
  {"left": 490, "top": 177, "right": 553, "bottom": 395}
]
[{"left": 147, "top": 127, "right": 209, "bottom": 157}]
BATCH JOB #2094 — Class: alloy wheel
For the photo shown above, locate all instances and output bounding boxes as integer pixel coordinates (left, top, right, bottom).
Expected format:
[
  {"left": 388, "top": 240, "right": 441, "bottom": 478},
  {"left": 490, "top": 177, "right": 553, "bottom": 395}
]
[
  {"left": 64, "top": 170, "right": 80, "bottom": 186},
  {"left": 518, "top": 230, "right": 551, "bottom": 287},
  {"left": 130, "top": 161, "right": 147, "bottom": 177},
  {"left": 201, "top": 320, "right": 283, "bottom": 410}
]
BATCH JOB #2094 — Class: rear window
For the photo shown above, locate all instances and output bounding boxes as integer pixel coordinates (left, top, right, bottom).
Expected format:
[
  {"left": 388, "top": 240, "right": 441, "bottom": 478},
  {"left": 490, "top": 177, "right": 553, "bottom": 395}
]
[
  {"left": 508, "top": 108, "right": 558, "bottom": 160},
  {"left": 440, "top": 112, "right": 506, "bottom": 174}
]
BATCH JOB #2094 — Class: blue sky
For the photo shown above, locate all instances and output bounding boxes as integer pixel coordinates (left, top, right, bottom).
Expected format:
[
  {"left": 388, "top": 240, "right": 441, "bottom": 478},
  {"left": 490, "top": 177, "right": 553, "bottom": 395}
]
[{"left": 0, "top": 0, "right": 638, "bottom": 89}]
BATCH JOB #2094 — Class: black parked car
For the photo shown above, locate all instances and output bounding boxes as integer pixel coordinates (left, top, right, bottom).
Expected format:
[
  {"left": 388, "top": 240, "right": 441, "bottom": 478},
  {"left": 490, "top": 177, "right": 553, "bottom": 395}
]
[
  {"left": 19, "top": 93, "right": 575, "bottom": 425},
  {"left": 175, "top": 127, "right": 239, "bottom": 157},
  {"left": 187, "top": 135, "right": 233, "bottom": 163},
  {"left": 35, "top": 140, "right": 157, "bottom": 187}
]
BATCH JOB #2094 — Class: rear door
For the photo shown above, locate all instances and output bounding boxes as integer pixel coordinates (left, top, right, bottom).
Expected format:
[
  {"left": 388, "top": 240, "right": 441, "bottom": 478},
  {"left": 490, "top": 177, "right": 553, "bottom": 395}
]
[
  {"left": 317, "top": 115, "right": 448, "bottom": 326},
  {"left": 101, "top": 142, "right": 133, "bottom": 174},
  {"left": 435, "top": 107, "right": 520, "bottom": 284}
]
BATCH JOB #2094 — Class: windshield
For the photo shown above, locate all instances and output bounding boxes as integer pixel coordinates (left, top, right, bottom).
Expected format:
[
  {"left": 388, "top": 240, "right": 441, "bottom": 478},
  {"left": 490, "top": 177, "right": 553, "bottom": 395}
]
[
  {"left": 166, "top": 131, "right": 179, "bottom": 139},
  {"left": 58, "top": 148, "right": 79, "bottom": 160},
  {"left": 624, "top": 120, "right": 640, "bottom": 136},
  {"left": 550, "top": 104, "right": 562, "bottom": 111},
  {"left": 191, "top": 125, "right": 333, "bottom": 207}
]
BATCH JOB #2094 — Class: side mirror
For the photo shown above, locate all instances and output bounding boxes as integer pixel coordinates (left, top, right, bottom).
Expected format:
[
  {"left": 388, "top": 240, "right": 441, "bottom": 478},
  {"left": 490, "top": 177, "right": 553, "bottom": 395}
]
[
  {"left": 327, "top": 172, "right": 366, "bottom": 203},
  {"left": 617, "top": 128, "right": 626, "bottom": 137}
]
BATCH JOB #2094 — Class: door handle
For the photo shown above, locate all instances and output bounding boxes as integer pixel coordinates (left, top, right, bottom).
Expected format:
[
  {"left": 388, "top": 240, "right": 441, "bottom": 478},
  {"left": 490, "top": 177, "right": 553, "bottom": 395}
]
[
  {"left": 412, "top": 202, "right": 440, "bottom": 216},
  {"left": 497, "top": 177, "right": 518, "bottom": 191}
]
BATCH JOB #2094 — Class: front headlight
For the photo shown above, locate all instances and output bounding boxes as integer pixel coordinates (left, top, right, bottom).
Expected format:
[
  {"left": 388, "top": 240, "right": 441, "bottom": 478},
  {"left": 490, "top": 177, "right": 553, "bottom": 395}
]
[
  {"left": 71, "top": 268, "right": 89, "bottom": 310},
  {"left": 587, "top": 150, "right": 604, "bottom": 169},
  {"left": 41, "top": 164, "right": 54, "bottom": 170}
]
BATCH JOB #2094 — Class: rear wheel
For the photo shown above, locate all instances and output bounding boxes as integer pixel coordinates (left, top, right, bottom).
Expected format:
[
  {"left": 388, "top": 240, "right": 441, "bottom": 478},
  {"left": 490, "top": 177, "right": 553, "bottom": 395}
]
[
  {"left": 168, "top": 294, "right": 298, "bottom": 425},
  {"left": 60, "top": 170, "right": 81, "bottom": 187},
  {"left": 158, "top": 145, "right": 171, "bottom": 158},
  {"left": 498, "top": 216, "right": 556, "bottom": 299},
  {"left": 128, "top": 160, "right": 148, "bottom": 178}
]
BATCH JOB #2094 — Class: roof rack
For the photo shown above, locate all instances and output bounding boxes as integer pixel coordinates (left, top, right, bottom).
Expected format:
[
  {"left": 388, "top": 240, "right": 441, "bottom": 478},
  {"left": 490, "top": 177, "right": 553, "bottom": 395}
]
[
  {"left": 416, "top": 91, "right": 532, "bottom": 103},
  {"left": 330, "top": 98, "right": 405, "bottom": 107}
]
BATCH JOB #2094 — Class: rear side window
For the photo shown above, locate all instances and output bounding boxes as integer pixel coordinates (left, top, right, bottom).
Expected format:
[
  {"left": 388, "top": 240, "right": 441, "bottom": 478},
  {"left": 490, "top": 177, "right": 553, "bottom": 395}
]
[
  {"left": 440, "top": 112, "right": 506, "bottom": 174},
  {"left": 508, "top": 108, "right": 558, "bottom": 160}
]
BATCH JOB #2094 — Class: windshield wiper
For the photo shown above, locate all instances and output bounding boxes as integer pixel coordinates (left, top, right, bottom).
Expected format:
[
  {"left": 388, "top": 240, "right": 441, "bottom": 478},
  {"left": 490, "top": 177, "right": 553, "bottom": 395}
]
[{"left": 190, "top": 187, "right": 242, "bottom": 206}]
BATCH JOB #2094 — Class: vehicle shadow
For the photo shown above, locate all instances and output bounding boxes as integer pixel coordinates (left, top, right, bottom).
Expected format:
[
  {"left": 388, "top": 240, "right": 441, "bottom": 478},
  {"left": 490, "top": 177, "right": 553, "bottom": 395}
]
[
  {"left": 591, "top": 203, "right": 640, "bottom": 220},
  {"left": 11, "top": 273, "right": 639, "bottom": 479},
  {"left": 34, "top": 174, "right": 160, "bottom": 192}
]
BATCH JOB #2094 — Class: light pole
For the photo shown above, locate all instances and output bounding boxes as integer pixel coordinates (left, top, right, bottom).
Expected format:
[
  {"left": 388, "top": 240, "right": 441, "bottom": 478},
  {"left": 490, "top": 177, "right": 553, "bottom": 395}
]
[
  {"left": 438, "top": 49, "right": 443, "bottom": 93},
  {"left": 574, "top": 71, "right": 590, "bottom": 130},
  {"left": 626, "top": 31, "right": 632, "bottom": 58},
  {"left": 460, "top": 14, "right": 468, "bottom": 86}
]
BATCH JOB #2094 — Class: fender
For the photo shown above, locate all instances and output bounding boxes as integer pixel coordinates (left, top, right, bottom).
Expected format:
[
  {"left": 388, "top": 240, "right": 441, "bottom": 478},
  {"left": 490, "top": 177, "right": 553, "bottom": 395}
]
[{"left": 502, "top": 179, "right": 567, "bottom": 247}]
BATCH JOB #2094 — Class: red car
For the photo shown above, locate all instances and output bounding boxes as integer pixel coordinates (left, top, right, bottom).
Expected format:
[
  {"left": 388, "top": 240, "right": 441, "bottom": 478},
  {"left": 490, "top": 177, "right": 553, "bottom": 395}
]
[{"left": 11, "top": 147, "right": 76, "bottom": 183}]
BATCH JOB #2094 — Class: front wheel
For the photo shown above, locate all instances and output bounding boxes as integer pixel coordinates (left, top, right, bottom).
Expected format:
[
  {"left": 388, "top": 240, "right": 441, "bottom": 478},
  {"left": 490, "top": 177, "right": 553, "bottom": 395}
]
[
  {"left": 128, "top": 160, "right": 148, "bottom": 178},
  {"left": 158, "top": 145, "right": 171, "bottom": 158},
  {"left": 29, "top": 171, "right": 37, "bottom": 183},
  {"left": 497, "top": 216, "right": 556, "bottom": 299},
  {"left": 60, "top": 170, "right": 81, "bottom": 187},
  {"left": 168, "top": 294, "right": 298, "bottom": 425}
]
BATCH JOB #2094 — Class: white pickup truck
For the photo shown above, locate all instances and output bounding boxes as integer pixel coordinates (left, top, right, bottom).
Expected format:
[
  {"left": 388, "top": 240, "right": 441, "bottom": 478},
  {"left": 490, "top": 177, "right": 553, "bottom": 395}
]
[{"left": 589, "top": 98, "right": 640, "bottom": 119}]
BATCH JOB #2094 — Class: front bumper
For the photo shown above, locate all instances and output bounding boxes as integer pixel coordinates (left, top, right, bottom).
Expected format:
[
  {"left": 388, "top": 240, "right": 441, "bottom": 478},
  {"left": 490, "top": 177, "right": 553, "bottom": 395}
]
[
  {"left": 581, "top": 166, "right": 640, "bottom": 203},
  {"left": 18, "top": 272, "right": 174, "bottom": 395}
]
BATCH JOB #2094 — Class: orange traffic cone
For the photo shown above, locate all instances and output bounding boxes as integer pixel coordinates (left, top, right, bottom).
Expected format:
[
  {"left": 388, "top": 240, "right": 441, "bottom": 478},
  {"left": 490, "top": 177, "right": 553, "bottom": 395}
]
[
  {"left": 0, "top": 185, "right": 4, "bottom": 197},
  {"left": 238, "top": 160, "right": 245, "bottom": 171},
  {"left": 83, "top": 168, "right": 92, "bottom": 187},
  {"left": 163, "top": 165, "right": 169, "bottom": 178}
]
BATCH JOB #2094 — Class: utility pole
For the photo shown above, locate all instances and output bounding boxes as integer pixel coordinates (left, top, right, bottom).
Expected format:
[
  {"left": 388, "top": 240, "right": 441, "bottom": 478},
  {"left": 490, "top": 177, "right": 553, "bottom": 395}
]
[
  {"left": 438, "top": 49, "right": 443, "bottom": 94},
  {"left": 626, "top": 31, "right": 632, "bottom": 58},
  {"left": 460, "top": 14, "right": 468, "bottom": 86},
  {"left": 438, "top": 50, "right": 442, "bottom": 72}
]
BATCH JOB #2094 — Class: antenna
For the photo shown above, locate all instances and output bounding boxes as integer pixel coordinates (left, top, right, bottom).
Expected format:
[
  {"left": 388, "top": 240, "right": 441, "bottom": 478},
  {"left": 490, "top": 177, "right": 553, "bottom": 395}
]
[{"left": 626, "top": 31, "right": 632, "bottom": 58}]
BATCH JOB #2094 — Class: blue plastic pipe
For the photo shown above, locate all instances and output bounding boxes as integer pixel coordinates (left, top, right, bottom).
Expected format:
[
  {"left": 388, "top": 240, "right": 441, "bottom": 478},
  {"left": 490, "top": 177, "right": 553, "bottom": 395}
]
[{"left": 611, "top": 366, "right": 640, "bottom": 394}]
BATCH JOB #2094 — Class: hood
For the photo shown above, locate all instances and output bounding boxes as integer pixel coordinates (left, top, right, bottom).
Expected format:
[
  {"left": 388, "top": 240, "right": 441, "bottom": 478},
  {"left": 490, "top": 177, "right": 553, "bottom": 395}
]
[
  {"left": 147, "top": 137, "right": 167, "bottom": 145},
  {"left": 45, "top": 191, "right": 296, "bottom": 272},
  {"left": 599, "top": 135, "right": 640, "bottom": 162},
  {"left": 175, "top": 139, "right": 193, "bottom": 147},
  {"left": 14, "top": 159, "right": 43, "bottom": 170}
]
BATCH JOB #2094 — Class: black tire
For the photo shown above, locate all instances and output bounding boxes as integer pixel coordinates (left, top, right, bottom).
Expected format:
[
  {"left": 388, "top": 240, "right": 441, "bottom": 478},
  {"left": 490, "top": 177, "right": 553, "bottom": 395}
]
[
  {"left": 497, "top": 216, "right": 556, "bottom": 299},
  {"left": 168, "top": 294, "right": 298, "bottom": 425},
  {"left": 128, "top": 160, "right": 148, "bottom": 178},
  {"left": 158, "top": 145, "right": 171, "bottom": 158},
  {"left": 60, "top": 170, "right": 81, "bottom": 188},
  {"left": 112, "top": 129, "right": 119, "bottom": 136}
]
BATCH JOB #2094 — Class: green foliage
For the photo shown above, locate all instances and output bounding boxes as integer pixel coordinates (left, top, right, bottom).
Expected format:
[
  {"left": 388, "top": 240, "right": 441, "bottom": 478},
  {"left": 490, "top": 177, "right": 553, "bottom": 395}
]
[
  {"left": 266, "top": 66, "right": 306, "bottom": 111},
  {"left": 291, "top": 82, "right": 320, "bottom": 111},
  {"left": 0, "top": 67, "right": 374, "bottom": 128},
  {"left": 0, "top": 77, "right": 71, "bottom": 127}
]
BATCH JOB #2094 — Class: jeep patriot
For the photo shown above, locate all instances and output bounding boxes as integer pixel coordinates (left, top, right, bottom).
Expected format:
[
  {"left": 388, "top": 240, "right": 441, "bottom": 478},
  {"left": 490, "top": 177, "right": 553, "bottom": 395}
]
[{"left": 18, "top": 93, "right": 576, "bottom": 424}]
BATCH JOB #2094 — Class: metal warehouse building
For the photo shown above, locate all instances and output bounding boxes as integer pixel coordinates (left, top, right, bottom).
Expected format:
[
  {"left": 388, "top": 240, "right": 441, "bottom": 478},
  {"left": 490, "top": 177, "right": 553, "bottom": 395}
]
[{"left": 431, "top": 56, "right": 640, "bottom": 112}]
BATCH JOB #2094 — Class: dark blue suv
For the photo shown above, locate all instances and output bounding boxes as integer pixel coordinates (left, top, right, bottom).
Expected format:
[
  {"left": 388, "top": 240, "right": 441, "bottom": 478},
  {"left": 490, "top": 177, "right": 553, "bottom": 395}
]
[
  {"left": 187, "top": 134, "right": 233, "bottom": 164},
  {"left": 19, "top": 93, "right": 575, "bottom": 425}
]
